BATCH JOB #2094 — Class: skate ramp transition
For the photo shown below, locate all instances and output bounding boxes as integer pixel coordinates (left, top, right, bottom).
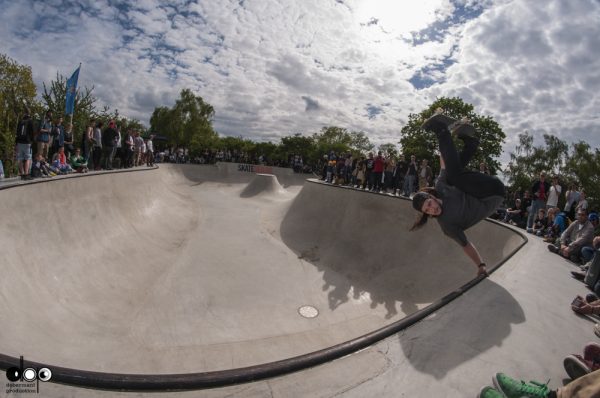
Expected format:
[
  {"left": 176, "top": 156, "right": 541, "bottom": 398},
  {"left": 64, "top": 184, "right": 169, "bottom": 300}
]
[{"left": 0, "top": 164, "right": 526, "bottom": 390}]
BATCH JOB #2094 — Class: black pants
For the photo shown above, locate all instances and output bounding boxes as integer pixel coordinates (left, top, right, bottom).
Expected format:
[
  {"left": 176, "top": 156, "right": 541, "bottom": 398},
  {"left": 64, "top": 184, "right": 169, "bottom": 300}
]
[
  {"left": 373, "top": 172, "right": 383, "bottom": 191},
  {"left": 92, "top": 147, "right": 102, "bottom": 169},
  {"left": 434, "top": 124, "right": 505, "bottom": 199}
]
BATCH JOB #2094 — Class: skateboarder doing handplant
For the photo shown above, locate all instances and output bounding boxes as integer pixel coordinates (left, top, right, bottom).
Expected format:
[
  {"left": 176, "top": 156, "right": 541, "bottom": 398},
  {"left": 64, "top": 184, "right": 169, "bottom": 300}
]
[{"left": 411, "top": 110, "right": 505, "bottom": 277}]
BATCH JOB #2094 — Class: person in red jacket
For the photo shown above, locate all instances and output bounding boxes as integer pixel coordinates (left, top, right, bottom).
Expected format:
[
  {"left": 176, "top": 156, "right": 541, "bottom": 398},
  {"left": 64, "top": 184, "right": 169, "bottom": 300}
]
[{"left": 373, "top": 151, "right": 385, "bottom": 192}]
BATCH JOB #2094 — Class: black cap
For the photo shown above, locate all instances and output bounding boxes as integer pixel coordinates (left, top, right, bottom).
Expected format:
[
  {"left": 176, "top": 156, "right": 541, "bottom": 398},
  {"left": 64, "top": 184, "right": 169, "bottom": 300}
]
[{"left": 412, "top": 192, "right": 429, "bottom": 212}]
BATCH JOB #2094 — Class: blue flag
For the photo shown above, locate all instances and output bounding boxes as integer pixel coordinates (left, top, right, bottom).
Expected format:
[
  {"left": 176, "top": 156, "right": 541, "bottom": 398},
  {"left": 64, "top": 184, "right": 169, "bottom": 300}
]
[{"left": 65, "top": 65, "right": 80, "bottom": 115}]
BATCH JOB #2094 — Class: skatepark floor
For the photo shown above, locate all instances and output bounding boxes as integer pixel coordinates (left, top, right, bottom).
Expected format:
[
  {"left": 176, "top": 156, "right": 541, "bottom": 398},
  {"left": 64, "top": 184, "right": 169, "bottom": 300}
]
[{"left": 0, "top": 164, "right": 596, "bottom": 397}]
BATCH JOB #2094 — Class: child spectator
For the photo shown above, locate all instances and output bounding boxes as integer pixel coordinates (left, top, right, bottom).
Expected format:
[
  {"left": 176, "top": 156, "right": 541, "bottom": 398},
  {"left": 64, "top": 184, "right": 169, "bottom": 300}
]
[
  {"left": 31, "top": 154, "right": 56, "bottom": 178},
  {"left": 69, "top": 148, "right": 89, "bottom": 173},
  {"left": 544, "top": 208, "right": 570, "bottom": 243},
  {"left": 531, "top": 208, "right": 548, "bottom": 236},
  {"left": 52, "top": 147, "right": 73, "bottom": 174}
]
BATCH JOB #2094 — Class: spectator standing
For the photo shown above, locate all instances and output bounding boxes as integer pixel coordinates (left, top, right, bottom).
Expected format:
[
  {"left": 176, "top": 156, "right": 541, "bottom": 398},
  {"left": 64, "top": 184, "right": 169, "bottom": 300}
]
[
  {"left": 394, "top": 155, "right": 408, "bottom": 196},
  {"left": 418, "top": 159, "right": 433, "bottom": 189},
  {"left": 546, "top": 175, "right": 562, "bottom": 210},
  {"left": 404, "top": 155, "right": 418, "bottom": 196},
  {"left": 146, "top": 135, "right": 154, "bottom": 167},
  {"left": 564, "top": 184, "right": 580, "bottom": 220},
  {"left": 344, "top": 153, "right": 352, "bottom": 183},
  {"left": 115, "top": 125, "right": 123, "bottom": 168},
  {"left": 576, "top": 190, "right": 589, "bottom": 214},
  {"left": 15, "top": 109, "right": 35, "bottom": 180},
  {"left": 363, "top": 152, "right": 374, "bottom": 190},
  {"left": 63, "top": 123, "right": 75, "bottom": 158},
  {"left": 83, "top": 119, "right": 94, "bottom": 162},
  {"left": 91, "top": 121, "right": 103, "bottom": 171},
  {"left": 36, "top": 110, "right": 52, "bottom": 158},
  {"left": 49, "top": 117, "right": 65, "bottom": 160},
  {"left": 134, "top": 132, "right": 144, "bottom": 166},
  {"left": 124, "top": 129, "right": 135, "bottom": 168},
  {"left": 527, "top": 172, "right": 550, "bottom": 232},
  {"left": 141, "top": 138, "right": 147, "bottom": 165},
  {"left": 102, "top": 120, "right": 118, "bottom": 170},
  {"left": 383, "top": 156, "right": 395, "bottom": 193},
  {"left": 373, "top": 151, "right": 385, "bottom": 192}
]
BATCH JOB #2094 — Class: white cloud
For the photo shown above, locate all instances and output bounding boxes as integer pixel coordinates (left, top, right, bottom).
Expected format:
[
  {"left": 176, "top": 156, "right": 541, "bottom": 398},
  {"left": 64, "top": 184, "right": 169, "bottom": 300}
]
[{"left": 0, "top": 0, "right": 598, "bottom": 162}]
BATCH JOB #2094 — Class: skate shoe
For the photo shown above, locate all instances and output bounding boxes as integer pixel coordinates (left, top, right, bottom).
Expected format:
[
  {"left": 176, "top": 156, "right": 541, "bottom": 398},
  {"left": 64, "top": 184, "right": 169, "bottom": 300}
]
[
  {"left": 492, "top": 373, "right": 550, "bottom": 398},
  {"left": 451, "top": 117, "right": 476, "bottom": 139},
  {"left": 584, "top": 342, "right": 600, "bottom": 363},
  {"left": 563, "top": 354, "right": 592, "bottom": 380},
  {"left": 478, "top": 386, "right": 504, "bottom": 398},
  {"left": 421, "top": 107, "right": 457, "bottom": 132}
]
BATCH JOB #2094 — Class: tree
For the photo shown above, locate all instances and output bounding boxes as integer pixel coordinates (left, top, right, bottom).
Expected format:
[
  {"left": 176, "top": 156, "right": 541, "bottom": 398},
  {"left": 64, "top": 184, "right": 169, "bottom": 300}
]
[
  {"left": 0, "top": 53, "right": 38, "bottom": 168},
  {"left": 399, "top": 97, "right": 505, "bottom": 175},
  {"left": 41, "top": 72, "right": 97, "bottom": 137},
  {"left": 378, "top": 143, "right": 398, "bottom": 158},
  {"left": 312, "top": 126, "right": 353, "bottom": 159},
  {"left": 564, "top": 142, "right": 600, "bottom": 211},
  {"left": 279, "top": 133, "right": 316, "bottom": 163},
  {"left": 503, "top": 133, "right": 599, "bottom": 211},
  {"left": 149, "top": 89, "right": 218, "bottom": 152},
  {"left": 349, "top": 131, "right": 374, "bottom": 154}
]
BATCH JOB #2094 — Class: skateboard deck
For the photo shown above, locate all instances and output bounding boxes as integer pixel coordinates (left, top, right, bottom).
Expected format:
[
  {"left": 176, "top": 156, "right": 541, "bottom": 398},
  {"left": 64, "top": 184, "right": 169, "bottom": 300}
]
[
  {"left": 421, "top": 111, "right": 457, "bottom": 130},
  {"left": 451, "top": 120, "right": 476, "bottom": 139}
]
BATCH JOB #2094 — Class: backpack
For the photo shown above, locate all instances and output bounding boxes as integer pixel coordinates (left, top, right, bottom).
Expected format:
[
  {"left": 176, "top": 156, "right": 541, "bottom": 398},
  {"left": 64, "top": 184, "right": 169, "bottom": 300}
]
[{"left": 16, "top": 121, "right": 28, "bottom": 140}]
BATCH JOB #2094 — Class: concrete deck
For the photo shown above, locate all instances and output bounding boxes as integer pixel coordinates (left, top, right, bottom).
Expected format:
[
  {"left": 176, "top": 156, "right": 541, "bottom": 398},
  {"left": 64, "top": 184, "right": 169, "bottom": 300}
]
[{"left": 0, "top": 163, "right": 597, "bottom": 397}]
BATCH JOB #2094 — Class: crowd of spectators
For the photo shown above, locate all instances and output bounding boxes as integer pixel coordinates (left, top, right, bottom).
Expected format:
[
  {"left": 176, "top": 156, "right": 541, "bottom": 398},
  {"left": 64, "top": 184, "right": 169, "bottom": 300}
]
[
  {"left": 316, "top": 149, "right": 492, "bottom": 198},
  {"left": 13, "top": 109, "right": 318, "bottom": 181},
  {"left": 14, "top": 110, "right": 158, "bottom": 180},
  {"left": 494, "top": 171, "right": 599, "bottom": 269}
]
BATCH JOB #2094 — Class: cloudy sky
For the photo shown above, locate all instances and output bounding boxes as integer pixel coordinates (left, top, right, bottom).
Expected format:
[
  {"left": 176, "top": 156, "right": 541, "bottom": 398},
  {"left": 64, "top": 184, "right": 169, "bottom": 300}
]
[{"left": 1, "top": 0, "right": 599, "bottom": 163}]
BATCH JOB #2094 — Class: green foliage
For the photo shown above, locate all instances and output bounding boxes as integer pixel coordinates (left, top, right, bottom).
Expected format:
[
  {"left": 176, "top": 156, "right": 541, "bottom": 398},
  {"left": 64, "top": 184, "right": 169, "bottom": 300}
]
[
  {"left": 399, "top": 96, "right": 505, "bottom": 174},
  {"left": 41, "top": 72, "right": 97, "bottom": 138},
  {"left": 310, "top": 126, "right": 374, "bottom": 160},
  {"left": 279, "top": 133, "right": 316, "bottom": 160},
  {"left": 149, "top": 89, "right": 218, "bottom": 152},
  {"left": 349, "top": 131, "right": 374, "bottom": 154},
  {"left": 504, "top": 133, "right": 599, "bottom": 210},
  {"left": 0, "top": 53, "right": 39, "bottom": 167},
  {"left": 378, "top": 143, "right": 398, "bottom": 158},
  {"left": 564, "top": 142, "right": 600, "bottom": 210}
]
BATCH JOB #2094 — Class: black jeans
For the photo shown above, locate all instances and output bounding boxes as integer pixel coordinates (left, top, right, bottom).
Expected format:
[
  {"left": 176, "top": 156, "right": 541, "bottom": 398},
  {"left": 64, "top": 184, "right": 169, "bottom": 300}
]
[
  {"left": 92, "top": 147, "right": 102, "bottom": 169},
  {"left": 435, "top": 125, "right": 505, "bottom": 199}
]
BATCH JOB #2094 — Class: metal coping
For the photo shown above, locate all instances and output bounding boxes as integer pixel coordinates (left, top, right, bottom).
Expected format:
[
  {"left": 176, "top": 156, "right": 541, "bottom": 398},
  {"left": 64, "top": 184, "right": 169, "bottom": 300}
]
[
  {"left": 0, "top": 165, "right": 159, "bottom": 192},
  {"left": 0, "top": 175, "right": 528, "bottom": 392}
]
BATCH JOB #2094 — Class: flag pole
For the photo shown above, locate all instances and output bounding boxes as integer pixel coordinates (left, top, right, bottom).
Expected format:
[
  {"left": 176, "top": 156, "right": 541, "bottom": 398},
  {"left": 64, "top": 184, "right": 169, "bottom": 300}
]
[{"left": 69, "top": 63, "right": 81, "bottom": 126}]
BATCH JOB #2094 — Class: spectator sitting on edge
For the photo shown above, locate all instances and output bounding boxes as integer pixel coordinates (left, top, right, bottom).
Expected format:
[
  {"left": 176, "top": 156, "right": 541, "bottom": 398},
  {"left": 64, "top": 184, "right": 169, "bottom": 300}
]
[
  {"left": 548, "top": 210, "right": 594, "bottom": 263},
  {"left": 69, "top": 148, "right": 88, "bottom": 173}
]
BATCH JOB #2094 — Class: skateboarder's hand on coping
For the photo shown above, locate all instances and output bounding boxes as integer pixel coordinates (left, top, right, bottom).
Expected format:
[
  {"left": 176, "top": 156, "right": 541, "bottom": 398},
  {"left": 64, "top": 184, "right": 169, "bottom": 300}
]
[{"left": 477, "top": 264, "right": 489, "bottom": 278}]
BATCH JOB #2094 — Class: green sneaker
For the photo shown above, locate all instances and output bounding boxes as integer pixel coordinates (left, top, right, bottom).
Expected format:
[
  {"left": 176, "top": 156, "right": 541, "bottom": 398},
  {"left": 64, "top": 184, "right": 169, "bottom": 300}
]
[
  {"left": 493, "top": 373, "right": 551, "bottom": 398},
  {"left": 478, "top": 386, "right": 504, "bottom": 398}
]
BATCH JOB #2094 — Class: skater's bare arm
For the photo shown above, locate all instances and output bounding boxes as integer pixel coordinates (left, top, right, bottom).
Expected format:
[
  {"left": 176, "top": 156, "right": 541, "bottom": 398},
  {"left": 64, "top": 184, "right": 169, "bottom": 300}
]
[
  {"left": 462, "top": 242, "right": 487, "bottom": 276},
  {"left": 439, "top": 155, "right": 445, "bottom": 170}
]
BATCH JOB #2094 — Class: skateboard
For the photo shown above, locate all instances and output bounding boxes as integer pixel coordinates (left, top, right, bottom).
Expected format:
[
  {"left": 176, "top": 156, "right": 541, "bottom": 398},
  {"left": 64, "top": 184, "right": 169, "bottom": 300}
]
[{"left": 421, "top": 108, "right": 475, "bottom": 139}]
